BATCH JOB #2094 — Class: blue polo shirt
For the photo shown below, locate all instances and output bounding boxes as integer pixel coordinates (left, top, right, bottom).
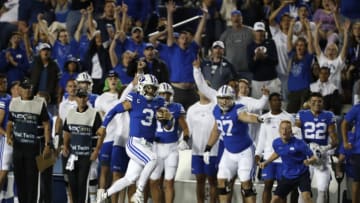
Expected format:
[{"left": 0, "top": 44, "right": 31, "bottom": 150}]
[
  {"left": 344, "top": 104, "right": 360, "bottom": 154},
  {"left": 167, "top": 41, "right": 199, "bottom": 83},
  {"left": 52, "top": 40, "right": 78, "bottom": 72},
  {"left": 122, "top": 37, "right": 146, "bottom": 57},
  {"left": 114, "top": 63, "right": 133, "bottom": 85},
  {"left": 273, "top": 136, "right": 313, "bottom": 179}
]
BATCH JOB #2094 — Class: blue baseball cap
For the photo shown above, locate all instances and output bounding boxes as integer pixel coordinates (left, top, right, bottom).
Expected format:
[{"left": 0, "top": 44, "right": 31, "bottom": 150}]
[
  {"left": 107, "top": 70, "right": 118, "bottom": 78},
  {"left": 231, "top": 10, "right": 242, "bottom": 16},
  {"left": 145, "top": 43, "right": 155, "bottom": 49}
]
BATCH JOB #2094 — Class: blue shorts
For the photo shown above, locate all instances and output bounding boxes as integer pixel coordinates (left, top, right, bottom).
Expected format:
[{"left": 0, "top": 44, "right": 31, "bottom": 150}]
[
  {"left": 111, "top": 146, "right": 130, "bottom": 173},
  {"left": 99, "top": 141, "right": 113, "bottom": 166},
  {"left": 262, "top": 162, "right": 283, "bottom": 181},
  {"left": 191, "top": 155, "right": 217, "bottom": 176},
  {"left": 350, "top": 154, "right": 360, "bottom": 181}
]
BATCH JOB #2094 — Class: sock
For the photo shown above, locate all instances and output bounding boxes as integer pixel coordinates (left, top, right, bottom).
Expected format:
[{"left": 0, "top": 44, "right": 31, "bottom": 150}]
[
  {"left": 317, "top": 191, "right": 327, "bottom": 203},
  {"left": 107, "top": 177, "right": 132, "bottom": 196},
  {"left": 89, "top": 180, "right": 97, "bottom": 203},
  {"left": 136, "top": 159, "right": 157, "bottom": 192}
]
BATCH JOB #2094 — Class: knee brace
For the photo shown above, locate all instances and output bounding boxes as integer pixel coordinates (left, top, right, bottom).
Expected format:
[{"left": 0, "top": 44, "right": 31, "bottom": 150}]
[
  {"left": 241, "top": 187, "right": 257, "bottom": 197},
  {"left": 217, "top": 181, "right": 231, "bottom": 195}
]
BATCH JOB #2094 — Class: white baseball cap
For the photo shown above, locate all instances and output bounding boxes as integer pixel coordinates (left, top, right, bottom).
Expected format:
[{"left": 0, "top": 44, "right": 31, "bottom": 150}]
[
  {"left": 212, "top": 41, "right": 225, "bottom": 49},
  {"left": 38, "top": 43, "right": 51, "bottom": 51},
  {"left": 253, "top": 22, "right": 266, "bottom": 32}
]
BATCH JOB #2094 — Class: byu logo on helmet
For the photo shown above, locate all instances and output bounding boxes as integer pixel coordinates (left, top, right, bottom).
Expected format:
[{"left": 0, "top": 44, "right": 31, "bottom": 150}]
[
  {"left": 138, "top": 74, "right": 159, "bottom": 100},
  {"left": 216, "top": 85, "right": 235, "bottom": 111}
]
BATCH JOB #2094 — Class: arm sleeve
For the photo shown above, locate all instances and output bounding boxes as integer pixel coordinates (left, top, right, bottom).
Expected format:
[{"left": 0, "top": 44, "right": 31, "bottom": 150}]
[
  {"left": 193, "top": 68, "right": 217, "bottom": 102},
  {"left": 40, "top": 103, "right": 50, "bottom": 122},
  {"left": 119, "top": 84, "right": 134, "bottom": 102},
  {"left": 63, "top": 119, "right": 69, "bottom": 132},
  {"left": 92, "top": 112, "right": 102, "bottom": 134},
  {"left": 102, "top": 102, "right": 127, "bottom": 127}
]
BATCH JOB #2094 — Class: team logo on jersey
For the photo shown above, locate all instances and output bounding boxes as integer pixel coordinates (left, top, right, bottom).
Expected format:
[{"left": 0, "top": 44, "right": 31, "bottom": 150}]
[
  {"left": 289, "top": 147, "right": 295, "bottom": 151},
  {"left": 137, "top": 99, "right": 141, "bottom": 103},
  {"left": 291, "top": 63, "right": 303, "bottom": 77}
]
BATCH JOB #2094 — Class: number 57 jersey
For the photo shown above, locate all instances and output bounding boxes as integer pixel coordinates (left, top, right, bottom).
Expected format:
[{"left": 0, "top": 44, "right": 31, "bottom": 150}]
[
  {"left": 213, "top": 103, "right": 253, "bottom": 153},
  {"left": 296, "top": 110, "right": 336, "bottom": 146}
]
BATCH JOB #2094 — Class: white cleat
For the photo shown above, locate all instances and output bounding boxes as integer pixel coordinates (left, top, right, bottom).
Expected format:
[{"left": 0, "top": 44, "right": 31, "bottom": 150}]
[
  {"left": 130, "top": 190, "right": 144, "bottom": 203},
  {"left": 96, "top": 189, "right": 108, "bottom": 203}
]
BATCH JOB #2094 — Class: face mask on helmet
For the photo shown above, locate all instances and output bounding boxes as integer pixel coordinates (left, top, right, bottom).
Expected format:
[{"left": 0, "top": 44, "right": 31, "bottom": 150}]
[
  {"left": 76, "top": 72, "right": 93, "bottom": 93},
  {"left": 138, "top": 74, "right": 159, "bottom": 100},
  {"left": 158, "top": 82, "right": 174, "bottom": 104},
  {"left": 216, "top": 85, "right": 235, "bottom": 112}
]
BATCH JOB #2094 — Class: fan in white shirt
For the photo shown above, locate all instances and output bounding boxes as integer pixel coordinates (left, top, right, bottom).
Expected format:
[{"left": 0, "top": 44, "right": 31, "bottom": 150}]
[{"left": 314, "top": 21, "right": 350, "bottom": 93}]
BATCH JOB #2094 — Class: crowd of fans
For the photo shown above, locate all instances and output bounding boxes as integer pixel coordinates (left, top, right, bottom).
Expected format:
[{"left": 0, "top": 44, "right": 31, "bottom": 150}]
[
  {"left": 0, "top": 0, "right": 360, "bottom": 113},
  {"left": 1, "top": 0, "right": 360, "bottom": 202}
]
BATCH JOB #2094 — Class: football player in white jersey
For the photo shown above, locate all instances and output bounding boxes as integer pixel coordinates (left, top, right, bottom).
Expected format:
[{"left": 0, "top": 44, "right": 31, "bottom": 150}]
[{"left": 255, "top": 92, "right": 294, "bottom": 203}]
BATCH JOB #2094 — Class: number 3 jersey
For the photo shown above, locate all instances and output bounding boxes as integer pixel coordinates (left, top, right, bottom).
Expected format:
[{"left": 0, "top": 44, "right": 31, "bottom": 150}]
[
  {"left": 296, "top": 110, "right": 335, "bottom": 146},
  {"left": 126, "top": 92, "right": 165, "bottom": 142},
  {"left": 213, "top": 103, "right": 253, "bottom": 153}
]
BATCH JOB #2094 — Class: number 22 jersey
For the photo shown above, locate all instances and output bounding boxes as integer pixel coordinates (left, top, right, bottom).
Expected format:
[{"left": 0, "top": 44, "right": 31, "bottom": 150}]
[{"left": 296, "top": 110, "right": 335, "bottom": 146}]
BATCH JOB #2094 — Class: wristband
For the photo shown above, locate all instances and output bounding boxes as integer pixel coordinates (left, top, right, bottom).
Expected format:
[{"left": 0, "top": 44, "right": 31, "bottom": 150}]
[{"left": 205, "top": 145, "right": 212, "bottom": 152}]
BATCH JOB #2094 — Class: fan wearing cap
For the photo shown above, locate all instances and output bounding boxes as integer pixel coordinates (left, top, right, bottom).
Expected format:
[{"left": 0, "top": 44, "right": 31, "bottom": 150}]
[
  {"left": 62, "top": 87, "right": 104, "bottom": 203},
  {"left": 58, "top": 56, "right": 81, "bottom": 99},
  {"left": 113, "top": 11, "right": 147, "bottom": 58},
  {"left": 247, "top": 21, "right": 279, "bottom": 99},
  {"left": 200, "top": 40, "right": 238, "bottom": 90},
  {"left": 6, "top": 78, "right": 52, "bottom": 203},
  {"left": 165, "top": 0, "right": 208, "bottom": 110},
  {"left": 30, "top": 42, "right": 61, "bottom": 111},
  {"left": 126, "top": 43, "right": 170, "bottom": 83},
  {"left": 2, "top": 31, "right": 30, "bottom": 91},
  {"left": 219, "top": 9, "right": 254, "bottom": 79}
]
